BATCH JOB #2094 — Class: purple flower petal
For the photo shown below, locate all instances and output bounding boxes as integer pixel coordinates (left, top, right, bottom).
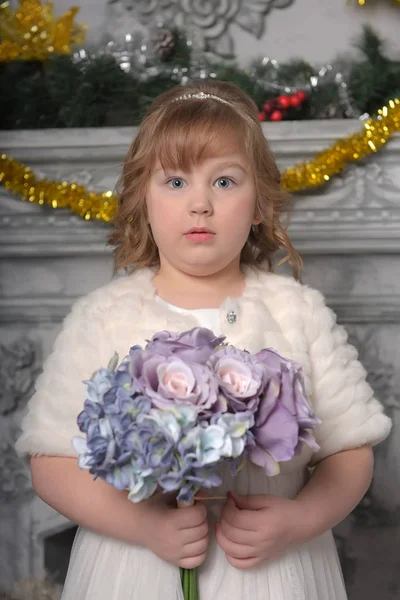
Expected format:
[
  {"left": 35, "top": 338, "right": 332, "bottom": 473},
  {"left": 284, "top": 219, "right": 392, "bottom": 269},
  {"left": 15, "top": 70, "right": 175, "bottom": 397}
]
[
  {"left": 146, "top": 328, "right": 226, "bottom": 364},
  {"left": 247, "top": 446, "right": 280, "bottom": 476}
]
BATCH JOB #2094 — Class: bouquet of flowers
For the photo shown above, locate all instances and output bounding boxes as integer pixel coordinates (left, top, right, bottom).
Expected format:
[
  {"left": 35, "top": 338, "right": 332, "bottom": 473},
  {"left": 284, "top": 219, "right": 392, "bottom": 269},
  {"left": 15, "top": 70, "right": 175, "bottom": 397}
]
[{"left": 72, "top": 328, "right": 319, "bottom": 600}]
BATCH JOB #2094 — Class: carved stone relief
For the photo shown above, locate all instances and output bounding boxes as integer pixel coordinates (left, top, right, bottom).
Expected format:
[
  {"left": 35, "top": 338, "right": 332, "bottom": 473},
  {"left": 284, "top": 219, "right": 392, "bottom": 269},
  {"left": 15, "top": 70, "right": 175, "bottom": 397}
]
[
  {"left": 106, "top": 0, "right": 296, "bottom": 59},
  {"left": 0, "top": 432, "right": 33, "bottom": 503},
  {"left": 0, "top": 339, "right": 40, "bottom": 417},
  {"left": 0, "top": 339, "right": 40, "bottom": 504}
]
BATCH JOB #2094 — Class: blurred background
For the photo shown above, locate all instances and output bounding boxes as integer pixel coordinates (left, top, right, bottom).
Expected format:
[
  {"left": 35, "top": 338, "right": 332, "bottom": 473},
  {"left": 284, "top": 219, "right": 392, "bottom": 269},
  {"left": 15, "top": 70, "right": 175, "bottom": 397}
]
[{"left": 0, "top": 0, "right": 399, "bottom": 598}]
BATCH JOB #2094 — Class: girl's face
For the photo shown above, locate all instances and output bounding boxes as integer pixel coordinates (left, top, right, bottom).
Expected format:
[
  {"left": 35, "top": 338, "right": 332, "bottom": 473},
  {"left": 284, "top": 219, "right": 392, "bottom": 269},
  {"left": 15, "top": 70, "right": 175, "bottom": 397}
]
[{"left": 146, "top": 151, "right": 258, "bottom": 278}]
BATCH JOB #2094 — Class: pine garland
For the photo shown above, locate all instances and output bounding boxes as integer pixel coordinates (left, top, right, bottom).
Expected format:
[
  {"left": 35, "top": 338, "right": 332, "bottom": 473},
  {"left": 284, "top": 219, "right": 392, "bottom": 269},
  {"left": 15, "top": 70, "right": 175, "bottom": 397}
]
[{"left": 0, "top": 26, "right": 399, "bottom": 129}]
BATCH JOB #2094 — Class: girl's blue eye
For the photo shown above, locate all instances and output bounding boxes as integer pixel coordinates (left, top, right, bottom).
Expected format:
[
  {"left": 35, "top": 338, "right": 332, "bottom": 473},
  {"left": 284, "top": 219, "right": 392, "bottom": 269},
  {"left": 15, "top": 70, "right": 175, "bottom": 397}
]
[
  {"left": 168, "top": 178, "right": 185, "bottom": 189},
  {"left": 216, "top": 177, "right": 233, "bottom": 189}
]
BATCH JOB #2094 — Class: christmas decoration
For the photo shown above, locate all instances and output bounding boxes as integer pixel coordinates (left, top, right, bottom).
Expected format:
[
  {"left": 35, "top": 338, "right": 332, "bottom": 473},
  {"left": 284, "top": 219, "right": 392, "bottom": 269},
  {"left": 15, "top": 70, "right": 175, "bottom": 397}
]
[
  {"left": 270, "top": 110, "right": 283, "bottom": 121},
  {"left": 1, "top": 11, "right": 400, "bottom": 215},
  {"left": 257, "top": 91, "right": 308, "bottom": 121},
  {"left": 150, "top": 26, "right": 176, "bottom": 61},
  {"left": 353, "top": 0, "right": 399, "bottom": 5},
  {"left": 348, "top": 26, "right": 400, "bottom": 115},
  {"left": 248, "top": 56, "right": 359, "bottom": 120},
  {"left": 0, "top": 25, "right": 398, "bottom": 129},
  {"left": 0, "top": 0, "right": 86, "bottom": 62},
  {"left": 281, "top": 98, "right": 400, "bottom": 192},
  {"left": 2, "top": 98, "right": 399, "bottom": 219},
  {"left": 0, "top": 152, "right": 118, "bottom": 222},
  {"left": 103, "top": 33, "right": 145, "bottom": 74}
]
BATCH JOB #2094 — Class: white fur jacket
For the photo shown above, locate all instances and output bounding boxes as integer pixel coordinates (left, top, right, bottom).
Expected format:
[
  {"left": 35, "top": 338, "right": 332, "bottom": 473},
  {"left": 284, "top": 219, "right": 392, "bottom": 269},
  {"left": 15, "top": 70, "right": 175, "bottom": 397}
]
[{"left": 16, "top": 267, "right": 392, "bottom": 466}]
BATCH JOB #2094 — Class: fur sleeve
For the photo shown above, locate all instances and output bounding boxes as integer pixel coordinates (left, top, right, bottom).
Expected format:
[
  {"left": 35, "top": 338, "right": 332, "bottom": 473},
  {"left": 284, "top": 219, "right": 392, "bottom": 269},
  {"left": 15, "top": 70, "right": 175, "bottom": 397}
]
[
  {"left": 303, "top": 287, "right": 392, "bottom": 464},
  {"left": 15, "top": 291, "right": 110, "bottom": 458}
]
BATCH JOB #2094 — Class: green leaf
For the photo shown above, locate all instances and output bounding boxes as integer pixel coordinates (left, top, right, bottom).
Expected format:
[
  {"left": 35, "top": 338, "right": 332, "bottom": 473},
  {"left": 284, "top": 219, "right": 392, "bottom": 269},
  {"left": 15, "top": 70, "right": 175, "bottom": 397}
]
[{"left": 107, "top": 352, "right": 119, "bottom": 372}]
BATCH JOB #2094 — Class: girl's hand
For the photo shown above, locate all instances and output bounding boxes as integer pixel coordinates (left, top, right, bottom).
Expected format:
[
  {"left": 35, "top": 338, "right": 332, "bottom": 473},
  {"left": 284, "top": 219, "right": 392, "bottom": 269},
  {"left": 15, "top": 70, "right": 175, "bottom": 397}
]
[
  {"left": 136, "top": 492, "right": 209, "bottom": 569},
  {"left": 216, "top": 491, "right": 307, "bottom": 570}
]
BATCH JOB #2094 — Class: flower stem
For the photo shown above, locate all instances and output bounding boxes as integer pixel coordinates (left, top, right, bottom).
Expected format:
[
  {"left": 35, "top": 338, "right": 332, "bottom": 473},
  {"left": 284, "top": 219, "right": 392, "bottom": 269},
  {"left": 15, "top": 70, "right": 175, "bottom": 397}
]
[{"left": 180, "top": 566, "right": 199, "bottom": 600}]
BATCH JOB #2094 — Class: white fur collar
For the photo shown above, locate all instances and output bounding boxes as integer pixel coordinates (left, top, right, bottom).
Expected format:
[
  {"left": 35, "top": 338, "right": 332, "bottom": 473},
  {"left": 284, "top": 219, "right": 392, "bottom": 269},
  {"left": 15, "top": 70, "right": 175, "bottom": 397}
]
[{"left": 96, "top": 267, "right": 311, "bottom": 394}]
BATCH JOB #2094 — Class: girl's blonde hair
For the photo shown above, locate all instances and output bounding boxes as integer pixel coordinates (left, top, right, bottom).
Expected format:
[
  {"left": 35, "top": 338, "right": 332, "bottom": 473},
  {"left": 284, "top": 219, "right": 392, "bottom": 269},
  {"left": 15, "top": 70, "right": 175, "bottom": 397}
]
[{"left": 108, "top": 80, "right": 302, "bottom": 279}]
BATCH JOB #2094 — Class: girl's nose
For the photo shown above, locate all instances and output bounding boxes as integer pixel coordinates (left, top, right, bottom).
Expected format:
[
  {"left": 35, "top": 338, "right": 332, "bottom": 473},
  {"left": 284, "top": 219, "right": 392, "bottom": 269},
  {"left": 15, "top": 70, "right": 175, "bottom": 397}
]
[
  {"left": 188, "top": 190, "right": 214, "bottom": 215},
  {"left": 190, "top": 204, "right": 212, "bottom": 215}
]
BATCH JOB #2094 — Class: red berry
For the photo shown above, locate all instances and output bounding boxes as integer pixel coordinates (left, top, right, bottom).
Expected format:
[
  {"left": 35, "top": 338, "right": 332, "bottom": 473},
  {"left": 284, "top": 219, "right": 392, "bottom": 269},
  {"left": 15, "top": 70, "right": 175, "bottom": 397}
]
[
  {"left": 295, "top": 90, "right": 307, "bottom": 102},
  {"left": 277, "top": 95, "right": 291, "bottom": 109},
  {"left": 290, "top": 95, "right": 302, "bottom": 107},
  {"left": 263, "top": 102, "right": 274, "bottom": 114},
  {"left": 257, "top": 111, "right": 266, "bottom": 121},
  {"left": 270, "top": 110, "right": 283, "bottom": 121}
]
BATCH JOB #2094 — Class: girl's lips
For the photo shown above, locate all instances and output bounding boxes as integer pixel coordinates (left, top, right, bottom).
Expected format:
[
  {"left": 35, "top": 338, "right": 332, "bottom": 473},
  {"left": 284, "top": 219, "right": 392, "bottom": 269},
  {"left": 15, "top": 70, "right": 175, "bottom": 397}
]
[{"left": 184, "top": 232, "right": 215, "bottom": 243}]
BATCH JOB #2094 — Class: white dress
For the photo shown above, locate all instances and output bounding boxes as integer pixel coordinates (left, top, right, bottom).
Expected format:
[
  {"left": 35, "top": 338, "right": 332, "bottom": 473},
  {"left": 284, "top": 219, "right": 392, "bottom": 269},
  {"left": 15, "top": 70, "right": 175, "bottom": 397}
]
[{"left": 61, "top": 298, "right": 347, "bottom": 600}]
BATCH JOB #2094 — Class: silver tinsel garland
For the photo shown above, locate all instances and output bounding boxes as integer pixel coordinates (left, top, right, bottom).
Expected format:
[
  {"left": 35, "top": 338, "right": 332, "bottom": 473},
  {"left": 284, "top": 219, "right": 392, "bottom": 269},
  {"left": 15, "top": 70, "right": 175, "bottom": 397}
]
[{"left": 74, "top": 24, "right": 361, "bottom": 119}]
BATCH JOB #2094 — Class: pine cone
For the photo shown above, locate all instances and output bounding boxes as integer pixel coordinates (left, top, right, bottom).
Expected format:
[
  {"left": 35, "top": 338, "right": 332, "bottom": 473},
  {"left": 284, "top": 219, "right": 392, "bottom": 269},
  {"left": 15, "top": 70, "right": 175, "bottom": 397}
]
[{"left": 150, "top": 27, "right": 175, "bottom": 61}]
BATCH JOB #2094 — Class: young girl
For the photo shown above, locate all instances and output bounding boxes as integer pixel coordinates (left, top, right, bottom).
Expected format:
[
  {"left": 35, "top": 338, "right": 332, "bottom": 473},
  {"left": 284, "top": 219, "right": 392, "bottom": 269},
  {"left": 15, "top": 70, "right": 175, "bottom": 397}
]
[{"left": 16, "top": 80, "right": 391, "bottom": 600}]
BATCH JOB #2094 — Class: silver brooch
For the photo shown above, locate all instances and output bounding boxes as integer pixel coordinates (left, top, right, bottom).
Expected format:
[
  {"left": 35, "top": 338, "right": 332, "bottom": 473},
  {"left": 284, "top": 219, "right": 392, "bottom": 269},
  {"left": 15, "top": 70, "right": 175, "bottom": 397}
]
[{"left": 226, "top": 310, "right": 237, "bottom": 325}]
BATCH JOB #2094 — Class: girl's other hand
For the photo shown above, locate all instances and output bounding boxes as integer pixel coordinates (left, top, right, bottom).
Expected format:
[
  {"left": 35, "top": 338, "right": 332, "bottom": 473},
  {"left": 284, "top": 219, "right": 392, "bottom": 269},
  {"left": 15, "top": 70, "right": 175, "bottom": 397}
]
[
  {"left": 136, "top": 492, "right": 209, "bottom": 569},
  {"left": 216, "top": 491, "right": 306, "bottom": 570}
]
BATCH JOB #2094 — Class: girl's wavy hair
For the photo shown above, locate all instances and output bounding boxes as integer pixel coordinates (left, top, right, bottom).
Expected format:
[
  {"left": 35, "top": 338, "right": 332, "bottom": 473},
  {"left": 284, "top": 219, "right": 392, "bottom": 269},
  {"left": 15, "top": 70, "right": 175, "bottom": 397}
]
[{"left": 108, "top": 80, "right": 303, "bottom": 279}]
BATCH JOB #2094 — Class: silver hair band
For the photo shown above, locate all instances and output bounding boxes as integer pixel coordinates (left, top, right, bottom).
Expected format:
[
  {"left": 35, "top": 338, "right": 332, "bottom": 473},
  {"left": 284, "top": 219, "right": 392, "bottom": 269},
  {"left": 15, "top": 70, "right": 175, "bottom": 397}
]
[
  {"left": 171, "top": 90, "right": 254, "bottom": 125},
  {"left": 172, "top": 91, "right": 231, "bottom": 106}
]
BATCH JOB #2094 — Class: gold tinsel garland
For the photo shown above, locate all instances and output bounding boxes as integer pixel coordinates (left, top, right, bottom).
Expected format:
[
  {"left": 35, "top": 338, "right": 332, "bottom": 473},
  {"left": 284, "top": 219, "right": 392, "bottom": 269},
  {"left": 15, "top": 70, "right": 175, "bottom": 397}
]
[
  {"left": 281, "top": 98, "right": 400, "bottom": 191},
  {"left": 0, "top": 154, "right": 117, "bottom": 222},
  {"left": 354, "top": 0, "right": 399, "bottom": 5},
  {"left": 1, "top": 98, "right": 399, "bottom": 223},
  {"left": 0, "top": 0, "right": 86, "bottom": 62}
]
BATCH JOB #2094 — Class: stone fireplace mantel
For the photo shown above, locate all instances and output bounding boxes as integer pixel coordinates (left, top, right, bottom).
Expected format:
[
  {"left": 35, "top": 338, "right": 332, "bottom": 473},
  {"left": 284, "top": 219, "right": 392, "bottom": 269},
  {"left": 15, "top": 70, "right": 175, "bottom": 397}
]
[{"left": 1, "top": 122, "right": 399, "bottom": 598}]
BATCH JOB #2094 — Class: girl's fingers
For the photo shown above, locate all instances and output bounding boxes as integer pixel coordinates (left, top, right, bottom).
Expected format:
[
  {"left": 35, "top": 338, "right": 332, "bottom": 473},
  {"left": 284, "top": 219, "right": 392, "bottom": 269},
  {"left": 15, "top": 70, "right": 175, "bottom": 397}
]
[
  {"left": 219, "top": 518, "right": 258, "bottom": 545},
  {"left": 220, "top": 499, "right": 259, "bottom": 532},
  {"left": 181, "top": 533, "right": 209, "bottom": 558},
  {"left": 220, "top": 499, "right": 246, "bottom": 529},
  {"left": 178, "top": 552, "right": 207, "bottom": 570},
  {"left": 176, "top": 503, "right": 208, "bottom": 529},
  {"left": 182, "top": 522, "right": 209, "bottom": 546},
  {"left": 226, "top": 555, "right": 260, "bottom": 570},
  {"left": 216, "top": 524, "right": 256, "bottom": 559}
]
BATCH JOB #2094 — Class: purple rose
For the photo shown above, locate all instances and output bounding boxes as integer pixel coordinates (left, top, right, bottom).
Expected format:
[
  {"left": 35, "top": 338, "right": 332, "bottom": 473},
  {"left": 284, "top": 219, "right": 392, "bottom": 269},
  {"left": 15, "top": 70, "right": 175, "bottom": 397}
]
[
  {"left": 146, "top": 328, "right": 226, "bottom": 364},
  {"left": 248, "top": 348, "right": 319, "bottom": 475},
  {"left": 129, "top": 349, "right": 220, "bottom": 414},
  {"left": 210, "top": 346, "right": 266, "bottom": 413}
]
